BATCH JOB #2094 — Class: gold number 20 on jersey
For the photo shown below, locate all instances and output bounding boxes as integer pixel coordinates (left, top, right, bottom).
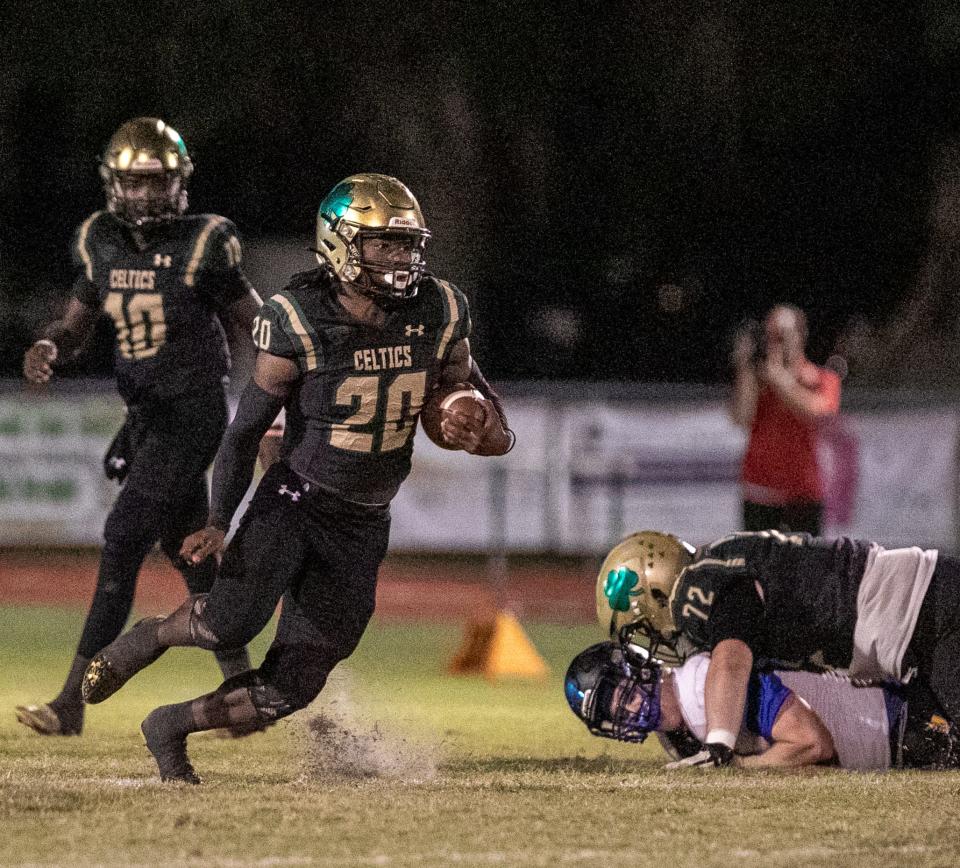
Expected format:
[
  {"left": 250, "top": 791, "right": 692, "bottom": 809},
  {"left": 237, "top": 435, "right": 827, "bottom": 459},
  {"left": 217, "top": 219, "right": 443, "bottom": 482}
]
[{"left": 331, "top": 371, "right": 427, "bottom": 453}]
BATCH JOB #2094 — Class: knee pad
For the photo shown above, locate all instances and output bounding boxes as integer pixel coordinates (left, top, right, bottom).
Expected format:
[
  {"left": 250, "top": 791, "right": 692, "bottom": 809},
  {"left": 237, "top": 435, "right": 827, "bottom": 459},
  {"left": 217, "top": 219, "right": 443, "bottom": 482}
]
[
  {"left": 219, "top": 669, "right": 300, "bottom": 722},
  {"left": 186, "top": 595, "right": 223, "bottom": 650},
  {"left": 194, "top": 595, "right": 263, "bottom": 651}
]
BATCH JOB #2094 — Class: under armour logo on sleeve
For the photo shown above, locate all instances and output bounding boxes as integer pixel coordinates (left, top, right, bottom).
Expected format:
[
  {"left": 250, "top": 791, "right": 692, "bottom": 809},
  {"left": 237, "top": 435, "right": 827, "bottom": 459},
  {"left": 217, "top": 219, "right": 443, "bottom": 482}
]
[
  {"left": 153, "top": 254, "right": 172, "bottom": 268},
  {"left": 405, "top": 324, "right": 425, "bottom": 337}
]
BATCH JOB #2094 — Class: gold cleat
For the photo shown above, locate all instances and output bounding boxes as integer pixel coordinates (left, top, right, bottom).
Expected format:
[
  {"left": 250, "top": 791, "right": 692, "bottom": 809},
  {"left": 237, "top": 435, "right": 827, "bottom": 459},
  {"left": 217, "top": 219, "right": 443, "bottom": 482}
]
[
  {"left": 81, "top": 654, "right": 118, "bottom": 704},
  {"left": 15, "top": 703, "right": 81, "bottom": 736},
  {"left": 82, "top": 617, "right": 165, "bottom": 704}
]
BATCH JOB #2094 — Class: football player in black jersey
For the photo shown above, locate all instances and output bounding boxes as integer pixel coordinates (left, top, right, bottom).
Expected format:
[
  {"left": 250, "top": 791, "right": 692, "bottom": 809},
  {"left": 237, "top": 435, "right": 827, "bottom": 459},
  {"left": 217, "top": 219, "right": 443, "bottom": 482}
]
[
  {"left": 595, "top": 529, "right": 960, "bottom": 767},
  {"left": 16, "top": 118, "right": 260, "bottom": 737},
  {"left": 82, "top": 173, "right": 514, "bottom": 783}
]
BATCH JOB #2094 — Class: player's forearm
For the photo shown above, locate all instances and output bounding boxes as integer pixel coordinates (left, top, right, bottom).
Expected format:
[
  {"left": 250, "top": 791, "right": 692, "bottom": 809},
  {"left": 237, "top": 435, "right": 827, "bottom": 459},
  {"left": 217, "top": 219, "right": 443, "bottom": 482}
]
[
  {"left": 208, "top": 381, "right": 285, "bottom": 531},
  {"left": 704, "top": 639, "right": 754, "bottom": 749},
  {"left": 226, "top": 286, "right": 262, "bottom": 334},
  {"left": 39, "top": 305, "right": 94, "bottom": 359},
  {"left": 468, "top": 359, "right": 508, "bottom": 428},
  {"left": 735, "top": 739, "right": 823, "bottom": 769},
  {"left": 467, "top": 358, "right": 515, "bottom": 455},
  {"left": 735, "top": 730, "right": 834, "bottom": 769}
]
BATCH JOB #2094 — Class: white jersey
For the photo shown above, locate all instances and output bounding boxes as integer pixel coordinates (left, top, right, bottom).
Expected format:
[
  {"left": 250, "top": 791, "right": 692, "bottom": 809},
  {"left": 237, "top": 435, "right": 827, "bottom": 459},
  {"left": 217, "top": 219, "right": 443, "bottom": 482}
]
[{"left": 670, "top": 654, "right": 897, "bottom": 770}]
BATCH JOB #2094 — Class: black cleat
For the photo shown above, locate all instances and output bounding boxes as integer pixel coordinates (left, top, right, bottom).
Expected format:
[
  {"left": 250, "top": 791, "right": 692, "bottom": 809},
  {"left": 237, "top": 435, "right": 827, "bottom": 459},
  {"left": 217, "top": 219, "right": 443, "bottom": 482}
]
[
  {"left": 82, "top": 617, "right": 165, "bottom": 704},
  {"left": 142, "top": 709, "right": 202, "bottom": 785}
]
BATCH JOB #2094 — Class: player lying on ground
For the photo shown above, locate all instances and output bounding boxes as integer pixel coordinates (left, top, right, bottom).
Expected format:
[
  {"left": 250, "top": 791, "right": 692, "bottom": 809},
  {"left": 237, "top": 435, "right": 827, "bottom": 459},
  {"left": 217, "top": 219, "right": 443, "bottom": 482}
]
[
  {"left": 595, "top": 529, "right": 960, "bottom": 767},
  {"left": 17, "top": 117, "right": 260, "bottom": 737},
  {"left": 565, "top": 636, "right": 960, "bottom": 770},
  {"left": 81, "top": 173, "right": 514, "bottom": 783}
]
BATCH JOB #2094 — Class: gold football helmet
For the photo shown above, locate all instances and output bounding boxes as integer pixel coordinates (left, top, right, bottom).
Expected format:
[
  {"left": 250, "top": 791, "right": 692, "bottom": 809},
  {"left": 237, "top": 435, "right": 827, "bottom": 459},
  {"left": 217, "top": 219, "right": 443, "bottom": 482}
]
[
  {"left": 315, "top": 173, "right": 430, "bottom": 302},
  {"left": 595, "top": 530, "right": 695, "bottom": 664},
  {"left": 100, "top": 117, "right": 192, "bottom": 226}
]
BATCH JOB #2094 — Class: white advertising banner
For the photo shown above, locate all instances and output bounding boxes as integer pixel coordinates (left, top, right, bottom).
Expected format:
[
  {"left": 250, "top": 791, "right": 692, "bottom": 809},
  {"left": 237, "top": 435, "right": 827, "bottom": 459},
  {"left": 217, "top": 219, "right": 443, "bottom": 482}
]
[
  {"left": 390, "top": 400, "right": 554, "bottom": 550},
  {"left": 556, "top": 402, "right": 746, "bottom": 550},
  {"left": 0, "top": 395, "right": 124, "bottom": 545},
  {"left": 836, "top": 410, "right": 957, "bottom": 548},
  {"left": 0, "top": 389, "right": 957, "bottom": 552}
]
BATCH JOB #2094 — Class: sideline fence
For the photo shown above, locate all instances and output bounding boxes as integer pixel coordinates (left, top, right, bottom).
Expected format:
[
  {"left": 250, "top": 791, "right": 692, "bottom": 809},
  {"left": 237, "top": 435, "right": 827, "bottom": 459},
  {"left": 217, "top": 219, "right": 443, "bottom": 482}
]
[{"left": 2, "top": 379, "right": 958, "bottom": 553}]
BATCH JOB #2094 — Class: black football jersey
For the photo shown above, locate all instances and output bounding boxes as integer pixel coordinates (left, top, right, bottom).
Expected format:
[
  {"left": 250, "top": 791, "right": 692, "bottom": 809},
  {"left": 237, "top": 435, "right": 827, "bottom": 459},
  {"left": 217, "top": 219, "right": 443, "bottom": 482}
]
[
  {"left": 70, "top": 211, "right": 251, "bottom": 402},
  {"left": 670, "top": 531, "right": 873, "bottom": 667},
  {"left": 253, "top": 269, "right": 471, "bottom": 503}
]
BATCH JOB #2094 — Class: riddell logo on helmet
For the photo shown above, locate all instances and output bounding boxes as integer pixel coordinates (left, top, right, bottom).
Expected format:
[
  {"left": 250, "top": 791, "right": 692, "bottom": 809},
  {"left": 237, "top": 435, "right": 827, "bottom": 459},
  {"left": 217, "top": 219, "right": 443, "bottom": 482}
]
[{"left": 388, "top": 217, "right": 417, "bottom": 228}]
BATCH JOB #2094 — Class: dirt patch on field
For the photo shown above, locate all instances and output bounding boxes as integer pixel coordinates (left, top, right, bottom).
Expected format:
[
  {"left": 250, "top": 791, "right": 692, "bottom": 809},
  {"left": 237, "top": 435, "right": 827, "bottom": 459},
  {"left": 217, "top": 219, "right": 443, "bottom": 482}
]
[{"left": 0, "top": 549, "right": 595, "bottom": 622}]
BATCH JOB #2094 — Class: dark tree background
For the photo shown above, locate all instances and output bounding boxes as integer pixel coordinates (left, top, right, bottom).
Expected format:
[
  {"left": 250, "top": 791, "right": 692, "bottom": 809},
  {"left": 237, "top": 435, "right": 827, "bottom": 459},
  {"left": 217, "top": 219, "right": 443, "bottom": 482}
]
[{"left": 2, "top": 1, "right": 958, "bottom": 383}]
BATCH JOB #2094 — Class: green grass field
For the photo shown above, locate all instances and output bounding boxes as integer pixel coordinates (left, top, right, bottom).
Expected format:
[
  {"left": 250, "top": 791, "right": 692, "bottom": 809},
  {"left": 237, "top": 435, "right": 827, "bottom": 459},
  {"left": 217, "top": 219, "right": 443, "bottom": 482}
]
[{"left": 3, "top": 606, "right": 960, "bottom": 867}]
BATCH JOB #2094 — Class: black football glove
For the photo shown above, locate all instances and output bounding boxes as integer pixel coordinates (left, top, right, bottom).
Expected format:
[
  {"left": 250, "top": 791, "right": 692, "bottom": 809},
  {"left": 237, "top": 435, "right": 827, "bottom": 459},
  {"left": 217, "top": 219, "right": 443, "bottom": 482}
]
[{"left": 665, "top": 741, "right": 735, "bottom": 770}]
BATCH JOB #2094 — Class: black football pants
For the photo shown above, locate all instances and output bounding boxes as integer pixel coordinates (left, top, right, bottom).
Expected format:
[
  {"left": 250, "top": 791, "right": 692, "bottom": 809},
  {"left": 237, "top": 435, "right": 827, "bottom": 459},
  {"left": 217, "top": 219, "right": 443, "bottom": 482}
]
[
  {"left": 202, "top": 462, "right": 391, "bottom": 713},
  {"left": 906, "top": 553, "right": 960, "bottom": 723},
  {"left": 76, "top": 391, "right": 227, "bottom": 660}
]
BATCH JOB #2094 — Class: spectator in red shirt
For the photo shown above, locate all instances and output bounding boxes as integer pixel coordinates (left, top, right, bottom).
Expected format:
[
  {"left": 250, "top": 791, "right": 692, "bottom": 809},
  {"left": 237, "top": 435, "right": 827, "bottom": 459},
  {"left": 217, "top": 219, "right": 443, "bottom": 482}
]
[{"left": 729, "top": 304, "right": 842, "bottom": 535}]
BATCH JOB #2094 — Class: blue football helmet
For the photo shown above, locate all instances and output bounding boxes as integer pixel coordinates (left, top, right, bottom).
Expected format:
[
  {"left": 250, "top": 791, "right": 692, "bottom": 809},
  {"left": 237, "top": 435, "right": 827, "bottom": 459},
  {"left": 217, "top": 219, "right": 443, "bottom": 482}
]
[{"left": 564, "top": 640, "right": 662, "bottom": 743}]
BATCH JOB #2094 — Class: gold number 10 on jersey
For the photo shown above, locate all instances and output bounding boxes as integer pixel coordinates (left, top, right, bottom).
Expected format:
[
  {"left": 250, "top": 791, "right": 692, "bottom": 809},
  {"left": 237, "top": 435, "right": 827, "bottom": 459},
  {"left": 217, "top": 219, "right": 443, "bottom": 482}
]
[
  {"left": 103, "top": 292, "right": 167, "bottom": 360},
  {"left": 331, "top": 371, "right": 427, "bottom": 453}
]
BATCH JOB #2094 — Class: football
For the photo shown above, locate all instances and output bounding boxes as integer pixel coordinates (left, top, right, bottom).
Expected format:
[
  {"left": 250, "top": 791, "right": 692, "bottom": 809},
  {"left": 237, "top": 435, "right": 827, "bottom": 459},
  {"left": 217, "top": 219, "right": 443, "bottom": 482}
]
[{"left": 419, "top": 383, "right": 488, "bottom": 450}]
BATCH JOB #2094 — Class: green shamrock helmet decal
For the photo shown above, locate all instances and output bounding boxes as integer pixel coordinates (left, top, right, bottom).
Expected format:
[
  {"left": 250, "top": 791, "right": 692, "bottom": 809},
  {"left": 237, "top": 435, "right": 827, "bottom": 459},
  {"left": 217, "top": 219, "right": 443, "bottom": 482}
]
[
  {"left": 603, "top": 565, "right": 643, "bottom": 613},
  {"left": 595, "top": 530, "right": 696, "bottom": 654}
]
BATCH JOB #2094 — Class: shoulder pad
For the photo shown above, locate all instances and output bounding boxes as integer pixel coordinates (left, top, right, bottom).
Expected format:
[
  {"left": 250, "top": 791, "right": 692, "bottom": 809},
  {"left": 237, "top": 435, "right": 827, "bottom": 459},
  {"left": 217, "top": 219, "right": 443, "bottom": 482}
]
[
  {"left": 183, "top": 215, "right": 242, "bottom": 286},
  {"left": 258, "top": 290, "right": 322, "bottom": 371},
  {"left": 429, "top": 276, "right": 471, "bottom": 359},
  {"left": 72, "top": 210, "right": 111, "bottom": 281}
]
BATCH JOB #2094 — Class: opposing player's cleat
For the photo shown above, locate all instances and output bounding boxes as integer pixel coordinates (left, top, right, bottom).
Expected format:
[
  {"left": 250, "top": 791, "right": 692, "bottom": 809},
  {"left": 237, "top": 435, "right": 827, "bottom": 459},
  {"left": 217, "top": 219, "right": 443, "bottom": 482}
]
[
  {"left": 15, "top": 703, "right": 82, "bottom": 736},
  {"left": 82, "top": 617, "right": 165, "bottom": 704},
  {"left": 142, "top": 709, "right": 202, "bottom": 785}
]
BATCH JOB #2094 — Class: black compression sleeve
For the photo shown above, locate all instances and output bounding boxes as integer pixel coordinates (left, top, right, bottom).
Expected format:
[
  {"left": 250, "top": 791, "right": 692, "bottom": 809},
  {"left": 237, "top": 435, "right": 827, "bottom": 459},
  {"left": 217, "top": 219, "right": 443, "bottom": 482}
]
[
  {"left": 209, "top": 381, "right": 285, "bottom": 531},
  {"left": 468, "top": 359, "right": 507, "bottom": 426},
  {"left": 468, "top": 359, "right": 516, "bottom": 453}
]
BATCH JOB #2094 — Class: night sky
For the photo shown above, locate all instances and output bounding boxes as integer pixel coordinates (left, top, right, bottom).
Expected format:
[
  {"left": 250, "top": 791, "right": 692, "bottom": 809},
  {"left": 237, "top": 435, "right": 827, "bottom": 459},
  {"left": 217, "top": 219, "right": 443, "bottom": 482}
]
[{"left": 2, "top": 2, "right": 958, "bottom": 383}]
